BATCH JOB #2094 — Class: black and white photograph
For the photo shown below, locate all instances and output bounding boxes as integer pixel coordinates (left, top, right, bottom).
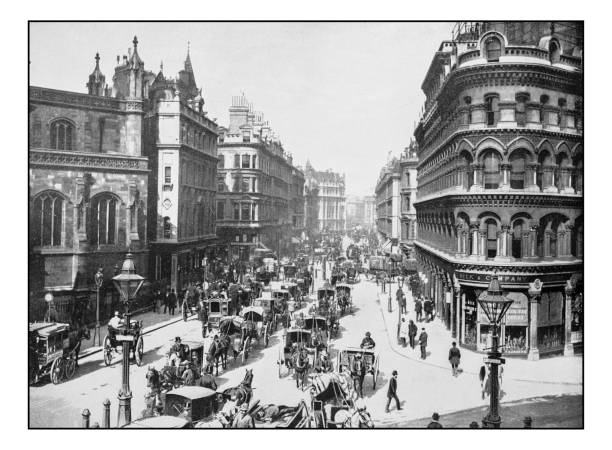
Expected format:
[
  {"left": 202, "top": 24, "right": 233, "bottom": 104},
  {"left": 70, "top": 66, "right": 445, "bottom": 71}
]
[{"left": 20, "top": 9, "right": 596, "bottom": 436}]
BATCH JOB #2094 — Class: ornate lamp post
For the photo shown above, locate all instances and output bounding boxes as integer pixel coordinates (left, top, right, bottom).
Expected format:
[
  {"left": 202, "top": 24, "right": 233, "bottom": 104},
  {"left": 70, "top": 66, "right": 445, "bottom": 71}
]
[
  {"left": 94, "top": 267, "right": 104, "bottom": 347},
  {"left": 44, "top": 292, "right": 54, "bottom": 322},
  {"left": 477, "top": 275, "right": 513, "bottom": 428},
  {"left": 112, "top": 253, "right": 145, "bottom": 427}
]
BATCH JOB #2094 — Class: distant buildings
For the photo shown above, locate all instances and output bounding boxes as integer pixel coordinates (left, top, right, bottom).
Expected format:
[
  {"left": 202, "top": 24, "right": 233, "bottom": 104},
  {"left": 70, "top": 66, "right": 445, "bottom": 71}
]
[
  {"left": 303, "top": 162, "right": 346, "bottom": 235},
  {"left": 374, "top": 157, "right": 401, "bottom": 252},
  {"left": 347, "top": 195, "right": 376, "bottom": 231},
  {"left": 399, "top": 143, "right": 419, "bottom": 258},
  {"left": 216, "top": 94, "right": 305, "bottom": 260}
]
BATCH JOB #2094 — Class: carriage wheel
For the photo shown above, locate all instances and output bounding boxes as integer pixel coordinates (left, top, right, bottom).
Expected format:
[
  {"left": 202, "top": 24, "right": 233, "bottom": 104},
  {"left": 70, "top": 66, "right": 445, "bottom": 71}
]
[
  {"left": 277, "top": 348, "right": 283, "bottom": 378},
  {"left": 373, "top": 356, "right": 380, "bottom": 389},
  {"left": 135, "top": 336, "right": 144, "bottom": 367},
  {"left": 64, "top": 357, "right": 77, "bottom": 380},
  {"left": 103, "top": 335, "right": 113, "bottom": 366},
  {"left": 50, "top": 357, "right": 64, "bottom": 384}
]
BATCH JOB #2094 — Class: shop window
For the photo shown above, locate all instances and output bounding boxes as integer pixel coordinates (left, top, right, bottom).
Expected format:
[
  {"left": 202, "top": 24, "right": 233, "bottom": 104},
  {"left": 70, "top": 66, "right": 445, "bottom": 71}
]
[
  {"left": 90, "top": 194, "right": 117, "bottom": 246},
  {"left": 50, "top": 119, "right": 74, "bottom": 150},
  {"left": 482, "top": 151, "right": 501, "bottom": 189},
  {"left": 504, "top": 326, "right": 527, "bottom": 353},
  {"left": 485, "top": 95, "right": 499, "bottom": 126},
  {"left": 484, "top": 37, "right": 502, "bottom": 61},
  {"left": 32, "top": 191, "right": 64, "bottom": 247}
]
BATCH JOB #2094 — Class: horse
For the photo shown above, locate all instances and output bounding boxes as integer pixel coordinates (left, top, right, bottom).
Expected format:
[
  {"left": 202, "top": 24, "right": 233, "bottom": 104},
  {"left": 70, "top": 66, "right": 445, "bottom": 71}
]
[
  {"left": 68, "top": 323, "right": 91, "bottom": 368},
  {"left": 222, "top": 368, "right": 254, "bottom": 406},
  {"left": 345, "top": 409, "right": 374, "bottom": 428},
  {"left": 292, "top": 350, "right": 310, "bottom": 389},
  {"left": 206, "top": 335, "right": 229, "bottom": 376}
]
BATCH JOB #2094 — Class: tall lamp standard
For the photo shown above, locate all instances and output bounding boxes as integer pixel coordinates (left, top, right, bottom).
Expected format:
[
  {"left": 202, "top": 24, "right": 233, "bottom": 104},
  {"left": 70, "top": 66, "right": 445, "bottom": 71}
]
[
  {"left": 112, "top": 253, "right": 145, "bottom": 427},
  {"left": 44, "top": 292, "right": 54, "bottom": 322},
  {"left": 94, "top": 267, "right": 104, "bottom": 347},
  {"left": 477, "top": 275, "right": 513, "bottom": 429}
]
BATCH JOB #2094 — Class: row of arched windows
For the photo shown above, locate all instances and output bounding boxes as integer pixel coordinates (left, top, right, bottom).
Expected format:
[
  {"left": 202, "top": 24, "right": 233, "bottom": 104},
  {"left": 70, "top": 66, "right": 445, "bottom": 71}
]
[{"left": 31, "top": 191, "right": 121, "bottom": 248}]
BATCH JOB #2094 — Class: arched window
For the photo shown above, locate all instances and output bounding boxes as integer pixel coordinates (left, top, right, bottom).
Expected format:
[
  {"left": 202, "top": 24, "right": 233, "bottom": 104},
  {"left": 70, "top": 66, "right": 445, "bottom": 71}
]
[
  {"left": 32, "top": 191, "right": 64, "bottom": 247},
  {"left": 90, "top": 194, "right": 118, "bottom": 246},
  {"left": 485, "top": 219, "right": 498, "bottom": 259},
  {"left": 485, "top": 94, "right": 499, "bottom": 126},
  {"left": 549, "top": 41, "right": 561, "bottom": 63},
  {"left": 512, "top": 220, "right": 524, "bottom": 258},
  {"left": 485, "top": 37, "right": 502, "bottom": 61},
  {"left": 536, "top": 151, "right": 553, "bottom": 190},
  {"left": 163, "top": 216, "right": 172, "bottom": 239},
  {"left": 509, "top": 150, "right": 529, "bottom": 189},
  {"left": 50, "top": 119, "right": 74, "bottom": 150},
  {"left": 482, "top": 151, "right": 501, "bottom": 189}
]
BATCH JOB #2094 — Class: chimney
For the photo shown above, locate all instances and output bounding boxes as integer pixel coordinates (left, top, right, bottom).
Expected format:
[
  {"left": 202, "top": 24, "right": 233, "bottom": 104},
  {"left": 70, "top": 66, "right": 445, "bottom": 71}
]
[{"left": 229, "top": 94, "right": 250, "bottom": 134}]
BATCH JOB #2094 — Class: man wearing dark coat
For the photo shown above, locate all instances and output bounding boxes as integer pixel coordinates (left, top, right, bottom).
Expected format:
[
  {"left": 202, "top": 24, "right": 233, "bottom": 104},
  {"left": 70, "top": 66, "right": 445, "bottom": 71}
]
[
  {"left": 414, "top": 298, "right": 423, "bottom": 322},
  {"left": 408, "top": 320, "right": 418, "bottom": 348},
  {"left": 385, "top": 370, "right": 401, "bottom": 413},
  {"left": 427, "top": 412, "right": 443, "bottom": 428},
  {"left": 167, "top": 289, "right": 177, "bottom": 315},
  {"left": 418, "top": 328, "right": 428, "bottom": 360}
]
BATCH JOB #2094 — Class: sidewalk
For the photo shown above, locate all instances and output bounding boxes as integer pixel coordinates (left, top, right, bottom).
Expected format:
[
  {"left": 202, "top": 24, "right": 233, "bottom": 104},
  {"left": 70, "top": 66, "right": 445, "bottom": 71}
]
[
  {"left": 376, "top": 280, "right": 583, "bottom": 386},
  {"left": 80, "top": 309, "right": 189, "bottom": 359}
]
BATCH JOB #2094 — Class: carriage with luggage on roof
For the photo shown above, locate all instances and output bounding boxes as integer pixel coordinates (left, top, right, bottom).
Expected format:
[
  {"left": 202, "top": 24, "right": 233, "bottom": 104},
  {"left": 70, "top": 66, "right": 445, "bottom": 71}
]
[
  {"left": 103, "top": 318, "right": 144, "bottom": 367},
  {"left": 205, "top": 295, "right": 231, "bottom": 329},
  {"left": 240, "top": 305, "right": 272, "bottom": 348}
]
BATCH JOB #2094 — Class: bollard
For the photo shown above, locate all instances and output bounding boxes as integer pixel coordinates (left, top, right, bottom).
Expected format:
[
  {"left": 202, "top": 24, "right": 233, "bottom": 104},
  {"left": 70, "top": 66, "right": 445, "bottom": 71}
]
[
  {"left": 82, "top": 409, "right": 91, "bottom": 428},
  {"left": 102, "top": 399, "right": 111, "bottom": 428}
]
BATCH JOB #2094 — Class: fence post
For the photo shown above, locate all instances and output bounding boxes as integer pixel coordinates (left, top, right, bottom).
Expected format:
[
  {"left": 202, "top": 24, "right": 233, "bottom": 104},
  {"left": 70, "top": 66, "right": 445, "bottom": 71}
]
[
  {"left": 102, "top": 399, "right": 111, "bottom": 428},
  {"left": 82, "top": 409, "right": 90, "bottom": 428}
]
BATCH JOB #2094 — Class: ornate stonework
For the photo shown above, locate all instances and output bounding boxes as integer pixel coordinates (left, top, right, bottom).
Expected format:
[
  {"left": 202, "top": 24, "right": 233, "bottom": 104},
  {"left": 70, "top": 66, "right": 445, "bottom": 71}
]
[{"left": 29, "top": 149, "right": 149, "bottom": 173}]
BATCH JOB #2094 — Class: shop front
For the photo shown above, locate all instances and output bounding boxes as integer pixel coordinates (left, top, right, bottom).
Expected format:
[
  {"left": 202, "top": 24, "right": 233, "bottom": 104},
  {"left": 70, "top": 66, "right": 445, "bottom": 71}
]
[{"left": 537, "top": 289, "right": 565, "bottom": 356}]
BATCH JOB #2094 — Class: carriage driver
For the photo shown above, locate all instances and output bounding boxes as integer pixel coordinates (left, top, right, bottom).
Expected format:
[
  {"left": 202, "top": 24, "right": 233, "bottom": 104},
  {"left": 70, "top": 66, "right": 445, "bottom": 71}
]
[
  {"left": 108, "top": 311, "right": 122, "bottom": 329},
  {"left": 168, "top": 337, "right": 187, "bottom": 366},
  {"left": 360, "top": 332, "right": 376, "bottom": 349}
]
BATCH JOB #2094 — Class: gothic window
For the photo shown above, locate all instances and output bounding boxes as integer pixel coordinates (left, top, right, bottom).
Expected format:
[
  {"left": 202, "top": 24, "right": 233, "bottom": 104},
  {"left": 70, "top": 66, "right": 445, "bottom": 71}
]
[
  {"left": 485, "top": 37, "right": 502, "bottom": 61},
  {"left": 512, "top": 220, "right": 524, "bottom": 258},
  {"left": 482, "top": 150, "right": 501, "bottom": 189},
  {"left": 90, "top": 194, "right": 118, "bottom": 246},
  {"left": 485, "top": 219, "right": 498, "bottom": 259},
  {"left": 32, "top": 191, "right": 64, "bottom": 247},
  {"left": 509, "top": 150, "right": 529, "bottom": 189},
  {"left": 50, "top": 119, "right": 74, "bottom": 150}
]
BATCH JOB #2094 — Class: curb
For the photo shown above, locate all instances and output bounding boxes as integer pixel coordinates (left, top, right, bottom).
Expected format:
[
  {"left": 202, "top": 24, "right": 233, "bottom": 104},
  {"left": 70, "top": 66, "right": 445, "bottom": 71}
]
[
  {"left": 374, "top": 290, "right": 582, "bottom": 387},
  {"left": 80, "top": 315, "right": 193, "bottom": 360}
]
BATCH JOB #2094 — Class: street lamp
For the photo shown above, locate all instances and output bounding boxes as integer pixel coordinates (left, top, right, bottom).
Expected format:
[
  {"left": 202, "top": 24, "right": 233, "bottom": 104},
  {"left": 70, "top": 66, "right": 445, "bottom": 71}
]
[
  {"left": 477, "top": 275, "right": 513, "bottom": 429},
  {"left": 94, "top": 267, "right": 104, "bottom": 347},
  {"left": 112, "top": 253, "right": 145, "bottom": 427},
  {"left": 44, "top": 292, "right": 54, "bottom": 322}
]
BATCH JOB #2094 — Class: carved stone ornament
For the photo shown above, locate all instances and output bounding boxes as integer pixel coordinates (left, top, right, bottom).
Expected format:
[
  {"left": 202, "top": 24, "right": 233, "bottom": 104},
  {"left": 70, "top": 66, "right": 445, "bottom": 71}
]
[{"left": 162, "top": 198, "right": 172, "bottom": 210}]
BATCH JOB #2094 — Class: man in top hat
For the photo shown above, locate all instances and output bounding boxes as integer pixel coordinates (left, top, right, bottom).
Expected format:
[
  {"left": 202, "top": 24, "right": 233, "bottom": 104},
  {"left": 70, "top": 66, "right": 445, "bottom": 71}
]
[
  {"left": 232, "top": 402, "right": 255, "bottom": 428},
  {"left": 385, "top": 370, "right": 401, "bottom": 413}
]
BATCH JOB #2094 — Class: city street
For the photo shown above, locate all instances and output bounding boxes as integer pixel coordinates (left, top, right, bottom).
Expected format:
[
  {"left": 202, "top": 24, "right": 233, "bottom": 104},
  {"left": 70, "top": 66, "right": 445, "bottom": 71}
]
[{"left": 29, "top": 272, "right": 582, "bottom": 428}]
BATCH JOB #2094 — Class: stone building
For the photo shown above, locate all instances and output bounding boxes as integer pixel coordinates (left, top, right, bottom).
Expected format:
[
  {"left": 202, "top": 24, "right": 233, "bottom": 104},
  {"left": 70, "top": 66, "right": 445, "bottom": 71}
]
[
  {"left": 144, "top": 49, "right": 219, "bottom": 291},
  {"left": 374, "top": 157, "right": 401, "bottom": 253},
  {"left": 290, "top": 166, "right": 306, "bottom": 245},
  {"left": 413, "top": 22, "right": 583, "bottom": 359},
  {"left": 303, "top": 175, "right": 321, "bottom": 243},
  {"left": 347, "top": 195, "right": 377, "bottom": 231},
  {"left": 363, "top": 195, "right": 376, "bottom": 231},
  {"left": 303, "top": 162, "right": 346, "bottom": 235},
  {"left": 399, "top": 143, "right": 419, "bottom": 258},
  {"left": 216, "top": 94, "right": 302, "bottom": 260},
  {"left": 29, "top": 38, "right": 149, "bottom": 322}
]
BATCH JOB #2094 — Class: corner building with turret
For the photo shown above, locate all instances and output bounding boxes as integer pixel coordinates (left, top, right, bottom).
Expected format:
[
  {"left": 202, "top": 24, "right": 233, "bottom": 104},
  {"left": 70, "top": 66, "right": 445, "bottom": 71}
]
[{"left": 413, "top": 22, "right": 583, "bottom": 359}]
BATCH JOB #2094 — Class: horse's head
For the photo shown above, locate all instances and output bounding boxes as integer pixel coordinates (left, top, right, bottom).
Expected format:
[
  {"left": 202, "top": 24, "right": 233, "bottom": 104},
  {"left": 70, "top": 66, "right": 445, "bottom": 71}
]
[
  {"left": 242, "top": 368, "right": 253, "bottom": 387},
  {"left": 357, "top": 410, "right": 374, "bottom": 428}
]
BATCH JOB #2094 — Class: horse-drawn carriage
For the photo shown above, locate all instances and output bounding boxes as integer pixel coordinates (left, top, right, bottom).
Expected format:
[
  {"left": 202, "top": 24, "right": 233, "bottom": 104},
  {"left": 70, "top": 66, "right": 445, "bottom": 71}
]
[
  {"left": 163, "top": 386, "right": 225, "bottom": 427},
  {"left": 335, "top": 283, "right": 353, "bottom": 315},
  {"left": 29, "top": 322, "right": 88, "bottom": 385},
  {"left": 251, "top": 294, "right": 284, "bottom": 331},
  {"left": 281, "top": 264, "right": 298, "bottom": 280},
  {"left": 218, "top": 315, "right": 253, "bottom": 365},
  {"left": 302, "top": 315, "right": 329, "bottom": 351},
  {"left": 206, "top": 296, "right": 231, "bottom": 328},
  {"left": 316, "top": 287, "right": 335, "bottom": 316},
  {"left": 103, "top": 319, "right": 144, "bottom": 367},
  {"left": 337, "top": 347, "right": 380, "bottom": 390},
  {"left": 277, "top": 328, "right": 317, "bottom": 386},
  {"left": 158, "top": 340, "right": 207, "bottom": 389},
  {"left": 240, "top": 306, "right": 272, "bottom": 348}
]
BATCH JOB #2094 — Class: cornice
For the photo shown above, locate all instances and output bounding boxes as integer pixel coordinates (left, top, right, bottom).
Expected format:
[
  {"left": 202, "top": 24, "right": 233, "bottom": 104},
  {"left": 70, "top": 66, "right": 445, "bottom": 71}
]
[{"left": 29, "top": 148, "right": 149, "bottom": 173}]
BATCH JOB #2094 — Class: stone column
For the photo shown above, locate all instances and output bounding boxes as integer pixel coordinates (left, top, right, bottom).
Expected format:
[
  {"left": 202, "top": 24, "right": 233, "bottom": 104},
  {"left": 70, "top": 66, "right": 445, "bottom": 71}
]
[
  {"left": 446, "top": 285, "right": 453, "bottom": 332},
  {"left": 543, "top": 165, "right": 557, "bottom": 193},
  {"left": 454, "top": 282, "right": 461, "bottom": 340},
  {"left": 557, "top": 229, "right": 567, "bottom": 257},
  {"left": 500, "top": 164, "right": 511, "bottom": 190},
  {"left": 527, "top": 224, "right": 539, "bottom": 258},
  {"left": 560, "top": 166, "right": 575, "bottom": 194},
  {"left": 525, "top": 163, "right": 540, "bottom": 192},
  {"left": 456, "top": 226, "right": 463, "bottom": 255},
  {"left": 471, "top": 164, "right": 483, "bottom": 190},
  {"left": 563, "top": 283, "right": 575, "bottom": 356},
  {"left": 479, "top": 228, "right": 487, "bottom": 259},
  {"left": 470, "top": 223, "right": 480, "bottom": 256},
  {"left": 543, "top": 229, "right": 552, "bottom": 258},
  {"left": 527, "top": 282, "right": 542, "bottom": 361}
]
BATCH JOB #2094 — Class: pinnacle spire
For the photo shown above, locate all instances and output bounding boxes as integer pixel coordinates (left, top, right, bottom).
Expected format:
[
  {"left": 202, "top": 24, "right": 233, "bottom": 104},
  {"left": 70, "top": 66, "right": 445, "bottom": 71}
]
[{"left": 184, "top": 41, "right": 193, "bottom": 72}]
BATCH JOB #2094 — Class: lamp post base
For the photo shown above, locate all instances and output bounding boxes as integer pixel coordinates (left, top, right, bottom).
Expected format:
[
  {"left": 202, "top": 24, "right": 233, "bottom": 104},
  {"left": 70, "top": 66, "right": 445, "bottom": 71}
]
[
  {"left": 482, "top": 413, "right": 501, "bottom": 428},
  {"left": 117, "top": 391, "right": 132, "bottom": 427}
]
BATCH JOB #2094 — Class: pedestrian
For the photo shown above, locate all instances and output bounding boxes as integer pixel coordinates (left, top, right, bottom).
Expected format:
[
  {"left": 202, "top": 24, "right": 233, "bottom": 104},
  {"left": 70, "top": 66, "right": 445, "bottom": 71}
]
[
  {"left": 399, "top": 317, "right": 409, "bottom": 347},
  {"left": 168, "top": 289, "right": 177, "bottom": 315},
  {"left": 448, "top": 341, "right": 461, "bottom": 376},
  {"left": 163, "top": 287, "right": 170, "bottom": 314},
  {"left": 427, "top": 412, "right": 443, "bottom": 428},
  {"left": 418, "top": 327, "right": 428, "bottom": 360},
  {"left": 423, "top": 299, "right": 432, "bottom": 322},
  {"left": 156, "top": 289, "right": 163, "bottom": 313},
  {"left": 385, "top": 370, "right": 401, "bottom": 413},
  {"left": 408, "top": 319, "right": 418, "bottom": 349},
  {"left": 400, "top": 292, "right": 407, "bottom": 314},
  {"left": 396, "top": 286, "right": 404, "bottom": 312},
  {"left": 414, "top": 298, "right": 423, "bottom": 322}
]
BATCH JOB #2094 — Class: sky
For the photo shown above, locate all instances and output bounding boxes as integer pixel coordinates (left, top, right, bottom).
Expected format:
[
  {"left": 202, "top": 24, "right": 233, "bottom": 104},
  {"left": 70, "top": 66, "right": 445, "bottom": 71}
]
[{"left": 30, "top": 22, "right": 453, "bottom": 197}]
